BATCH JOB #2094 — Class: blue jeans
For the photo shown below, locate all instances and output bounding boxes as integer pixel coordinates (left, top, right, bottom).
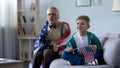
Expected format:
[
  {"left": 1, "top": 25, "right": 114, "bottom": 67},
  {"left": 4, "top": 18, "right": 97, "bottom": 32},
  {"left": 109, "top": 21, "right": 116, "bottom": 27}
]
[{"left": 61, "top": 49, "right": 102, "bottom": 65}]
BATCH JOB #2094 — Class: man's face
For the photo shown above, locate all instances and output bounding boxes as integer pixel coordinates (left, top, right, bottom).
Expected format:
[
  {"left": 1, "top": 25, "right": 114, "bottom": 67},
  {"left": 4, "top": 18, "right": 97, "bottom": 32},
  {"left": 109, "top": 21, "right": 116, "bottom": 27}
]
[{"left": 47, "top": 9, "right": 59, "bottom": 24}]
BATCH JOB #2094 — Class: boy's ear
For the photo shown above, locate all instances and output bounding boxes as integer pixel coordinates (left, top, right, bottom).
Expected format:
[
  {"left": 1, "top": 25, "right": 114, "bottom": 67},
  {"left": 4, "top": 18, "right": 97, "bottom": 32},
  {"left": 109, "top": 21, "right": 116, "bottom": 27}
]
[{"left": 87, "top": 24, "right": 90, "bottom": 29}]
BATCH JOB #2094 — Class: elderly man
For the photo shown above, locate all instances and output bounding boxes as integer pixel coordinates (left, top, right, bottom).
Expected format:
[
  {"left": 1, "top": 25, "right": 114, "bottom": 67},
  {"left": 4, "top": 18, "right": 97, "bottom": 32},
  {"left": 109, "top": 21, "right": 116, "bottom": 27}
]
[{"left": 29, "top": 7, "right": 71, "bottom": 68}]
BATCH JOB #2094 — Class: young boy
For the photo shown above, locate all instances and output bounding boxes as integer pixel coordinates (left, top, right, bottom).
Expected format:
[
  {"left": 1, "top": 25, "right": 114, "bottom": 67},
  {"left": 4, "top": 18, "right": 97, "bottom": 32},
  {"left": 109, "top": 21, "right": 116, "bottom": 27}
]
[{"left": 61, "top": 15, "right": 102, "bottom": 65}]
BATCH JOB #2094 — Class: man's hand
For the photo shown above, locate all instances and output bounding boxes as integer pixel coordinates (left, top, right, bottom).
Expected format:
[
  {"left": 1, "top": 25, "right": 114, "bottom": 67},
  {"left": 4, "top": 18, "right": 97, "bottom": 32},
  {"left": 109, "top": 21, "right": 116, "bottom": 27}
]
[
  {"left": 66, "top": 48, "right": 74, "bottom": 52},
  {"left": 53, "top": 45, "right": 59, "bottom": 52},
  {"left": 90, "top": 45, "right": 97, "bottom": 51}
]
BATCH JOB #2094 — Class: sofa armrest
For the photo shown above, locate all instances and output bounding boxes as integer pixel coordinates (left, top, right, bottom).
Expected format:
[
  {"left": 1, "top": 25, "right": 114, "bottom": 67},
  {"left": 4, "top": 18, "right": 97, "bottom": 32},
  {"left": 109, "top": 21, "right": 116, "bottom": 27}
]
[{"left": 103, "top": 39, "right": 120, "bottom": 67}]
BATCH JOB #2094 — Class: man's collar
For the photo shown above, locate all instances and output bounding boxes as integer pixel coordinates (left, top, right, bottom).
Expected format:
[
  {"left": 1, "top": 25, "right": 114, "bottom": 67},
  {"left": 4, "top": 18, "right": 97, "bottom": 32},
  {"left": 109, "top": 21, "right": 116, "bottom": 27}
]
[
  {"left": 48, "top": 21, "right": 59, "bottom": 28},
  {"left": 49, "top": 24, "right": 56, "bottom": 28}
]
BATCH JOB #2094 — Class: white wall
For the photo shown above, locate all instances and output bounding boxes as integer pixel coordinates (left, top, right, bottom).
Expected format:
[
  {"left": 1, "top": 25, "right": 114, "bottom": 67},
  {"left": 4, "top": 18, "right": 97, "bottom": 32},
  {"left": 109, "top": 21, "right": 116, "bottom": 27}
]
[{"left": 40, "top": 0, "right": 120, "bottom": 36}]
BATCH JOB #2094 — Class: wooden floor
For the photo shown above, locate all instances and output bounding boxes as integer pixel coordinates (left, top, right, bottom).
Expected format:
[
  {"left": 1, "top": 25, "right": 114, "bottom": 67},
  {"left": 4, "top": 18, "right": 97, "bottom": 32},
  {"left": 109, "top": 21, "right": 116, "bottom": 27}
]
[
  {"left": 23, "top": 61, "right": 30, "bottom": 68},
  {"left": 0, "top": 58, "right": 24, "bottom": 68}
]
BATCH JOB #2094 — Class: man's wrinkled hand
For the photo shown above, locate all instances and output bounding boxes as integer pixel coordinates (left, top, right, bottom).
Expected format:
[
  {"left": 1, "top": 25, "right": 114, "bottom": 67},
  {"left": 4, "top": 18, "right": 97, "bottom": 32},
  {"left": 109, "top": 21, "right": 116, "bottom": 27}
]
[{"left": 53, "top": 45, "right": 59, "bottom": 52}]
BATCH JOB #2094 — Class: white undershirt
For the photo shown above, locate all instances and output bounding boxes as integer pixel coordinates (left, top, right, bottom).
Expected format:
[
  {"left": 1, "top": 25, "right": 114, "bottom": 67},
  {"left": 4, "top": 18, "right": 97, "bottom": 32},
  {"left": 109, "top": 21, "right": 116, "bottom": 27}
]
[{"left": 73, "top": 32, "right": 89, "bottom": 55}]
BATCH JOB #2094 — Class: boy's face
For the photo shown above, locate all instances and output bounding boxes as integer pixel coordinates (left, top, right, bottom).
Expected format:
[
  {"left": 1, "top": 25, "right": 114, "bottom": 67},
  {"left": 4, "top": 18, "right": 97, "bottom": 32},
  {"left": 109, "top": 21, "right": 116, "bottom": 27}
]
[{"left": 76, "top": 19, "right": 90, "bottom": 33}]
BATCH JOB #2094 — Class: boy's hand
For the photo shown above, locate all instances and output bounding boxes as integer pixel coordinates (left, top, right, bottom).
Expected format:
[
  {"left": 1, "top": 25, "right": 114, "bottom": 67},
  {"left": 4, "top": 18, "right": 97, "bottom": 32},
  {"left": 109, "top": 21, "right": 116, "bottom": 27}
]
[
  {"left": 66, "top": 48, "right": 74, "bottom": 52},
  {"left": 90, "top": 45, "right": 97, "bottom": 51}
]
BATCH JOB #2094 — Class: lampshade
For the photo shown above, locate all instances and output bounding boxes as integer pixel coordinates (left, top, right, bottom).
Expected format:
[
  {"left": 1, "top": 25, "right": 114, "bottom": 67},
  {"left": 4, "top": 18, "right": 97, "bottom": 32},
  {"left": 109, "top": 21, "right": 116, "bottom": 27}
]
[{"left": 112, "top": 0, "right": 120, "bottom": 11}]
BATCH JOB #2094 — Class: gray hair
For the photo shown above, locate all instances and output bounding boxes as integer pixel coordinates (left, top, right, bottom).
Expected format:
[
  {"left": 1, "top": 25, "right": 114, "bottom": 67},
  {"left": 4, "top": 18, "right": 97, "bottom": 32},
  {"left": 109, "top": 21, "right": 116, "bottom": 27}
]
[{"left": 47, "top": 7, "right": 59, "bottom": 15}]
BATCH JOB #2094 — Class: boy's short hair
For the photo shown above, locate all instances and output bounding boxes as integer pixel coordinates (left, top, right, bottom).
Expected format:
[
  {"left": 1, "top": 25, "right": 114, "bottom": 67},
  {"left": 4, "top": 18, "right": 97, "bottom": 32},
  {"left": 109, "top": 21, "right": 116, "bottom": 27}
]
[{"left": 76, "top": 15, "right": 90, "bottom": 23}]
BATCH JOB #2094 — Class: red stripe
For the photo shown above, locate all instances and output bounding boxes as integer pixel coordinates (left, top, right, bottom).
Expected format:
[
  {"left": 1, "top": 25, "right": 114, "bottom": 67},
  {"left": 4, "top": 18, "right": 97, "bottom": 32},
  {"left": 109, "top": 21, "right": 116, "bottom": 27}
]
[
  {"left": 80, "top": 47, "right": 94, "bottom": 63},
  {"left": 58, "top": 45, "right": 66, "bottom": 51},
  {"left": 56, "top": 22, "right": 71, "bottom": 51}
]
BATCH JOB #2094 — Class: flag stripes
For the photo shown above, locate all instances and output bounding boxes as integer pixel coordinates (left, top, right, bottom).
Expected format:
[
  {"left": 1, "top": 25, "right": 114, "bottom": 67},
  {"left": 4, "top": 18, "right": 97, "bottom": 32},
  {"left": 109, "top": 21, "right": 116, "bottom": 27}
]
[{"left": 80, "top": 46, "right": 94, "bottom": 63}]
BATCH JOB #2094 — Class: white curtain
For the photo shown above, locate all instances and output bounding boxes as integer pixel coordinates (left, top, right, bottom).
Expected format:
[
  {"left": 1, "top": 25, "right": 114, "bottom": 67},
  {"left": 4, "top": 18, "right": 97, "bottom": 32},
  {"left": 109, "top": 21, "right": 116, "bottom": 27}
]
[{"left": 0, "top": 0, "right": 18, "bottom": 59}]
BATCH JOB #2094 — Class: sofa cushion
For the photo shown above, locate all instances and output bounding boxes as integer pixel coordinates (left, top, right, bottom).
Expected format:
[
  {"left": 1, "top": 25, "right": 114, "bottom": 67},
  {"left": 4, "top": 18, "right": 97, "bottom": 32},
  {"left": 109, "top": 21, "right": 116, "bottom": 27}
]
[
  {"left": 101, "top": 32, "right": 120, "bottom": 39},
  {"left": 103, "top": 39, "right": 120, "bottom": 67},
  {"left": 99, "top": 37, "right": 108, "bottom": 48},
  {"left": 50, "top": 59, "right": 112, "bottom": 68}
]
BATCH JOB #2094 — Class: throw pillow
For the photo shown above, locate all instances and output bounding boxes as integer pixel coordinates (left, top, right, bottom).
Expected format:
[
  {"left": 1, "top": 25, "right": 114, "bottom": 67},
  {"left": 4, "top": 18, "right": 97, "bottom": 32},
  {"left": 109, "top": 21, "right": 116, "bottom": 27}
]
[{"left": 103, "top": 39, "right": 120, "bottom": 67}]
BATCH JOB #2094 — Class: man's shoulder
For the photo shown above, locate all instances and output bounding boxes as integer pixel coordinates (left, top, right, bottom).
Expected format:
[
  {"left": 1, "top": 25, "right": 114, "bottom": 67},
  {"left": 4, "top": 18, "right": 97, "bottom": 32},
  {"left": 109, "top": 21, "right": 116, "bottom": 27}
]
[
  {"left": 61, "top": 22, "right": 69, "bottom": 25},
  {"left": 61, "top": 22, "right": 70, "bottom": 29}
]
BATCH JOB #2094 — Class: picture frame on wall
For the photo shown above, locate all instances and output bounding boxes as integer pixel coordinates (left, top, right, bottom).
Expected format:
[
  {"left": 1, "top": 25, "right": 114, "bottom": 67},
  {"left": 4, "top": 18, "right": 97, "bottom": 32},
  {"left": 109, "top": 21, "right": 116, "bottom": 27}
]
[
  {"left": 93, "top": 0, "right": 102, "bottom": 6},
  {"left": 76, "top": 0, "right": 91, "bottom": 7}
]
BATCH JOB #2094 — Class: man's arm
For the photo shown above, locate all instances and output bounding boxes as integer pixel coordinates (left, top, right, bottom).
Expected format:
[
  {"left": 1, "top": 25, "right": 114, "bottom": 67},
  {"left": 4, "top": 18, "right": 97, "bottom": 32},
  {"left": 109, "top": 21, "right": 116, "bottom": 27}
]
[{"left": 57, "top": 22, "right": 71, "bottom": 51}]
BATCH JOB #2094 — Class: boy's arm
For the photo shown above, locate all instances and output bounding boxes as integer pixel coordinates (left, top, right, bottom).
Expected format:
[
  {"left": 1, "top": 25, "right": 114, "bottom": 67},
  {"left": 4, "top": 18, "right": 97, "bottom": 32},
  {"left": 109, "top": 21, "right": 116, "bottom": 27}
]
[
  {"left": 65, "top": 36, "right": 76, "bottom": 52},
  {"left": 65, "top": 41, "right": 73, "bottom": 51},
  {"left": 65, "top": 40, "right": 74, "bottom": 52},
  {"left": 91, "top": 35, "right": 101, "bottom": 50}
]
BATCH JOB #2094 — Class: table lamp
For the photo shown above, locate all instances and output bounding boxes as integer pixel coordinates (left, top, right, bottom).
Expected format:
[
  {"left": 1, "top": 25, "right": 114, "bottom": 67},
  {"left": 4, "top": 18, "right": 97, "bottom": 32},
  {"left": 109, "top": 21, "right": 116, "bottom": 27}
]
[{"left": 112, "top": 0, "right": 120, "bottom": 12}]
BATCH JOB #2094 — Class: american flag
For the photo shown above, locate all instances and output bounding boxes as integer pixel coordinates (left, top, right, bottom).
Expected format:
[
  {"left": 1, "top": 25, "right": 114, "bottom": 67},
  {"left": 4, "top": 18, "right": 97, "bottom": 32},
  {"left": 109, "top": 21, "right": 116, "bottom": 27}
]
[
  {"left": 80, "top": 46, "right": 94, "bottom": 63},
  {"left": 29, "top": 21, "right": 71, "bottom": 68},
  {"left": 29, "top": 21, "right": 49, "bottom": 68}
]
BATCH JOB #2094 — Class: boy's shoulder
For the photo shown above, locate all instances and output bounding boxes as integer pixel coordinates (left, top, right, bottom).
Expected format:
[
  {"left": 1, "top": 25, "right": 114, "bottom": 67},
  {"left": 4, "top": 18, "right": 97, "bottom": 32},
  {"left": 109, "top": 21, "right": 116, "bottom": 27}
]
[
  {"left": 87, "top": 31, "right": 96, "bottom": 36},
  {"left": 72, "top": 31, "right": 95, "bottom": 36},
  {"left": 67, "top": 32, "right": 77, "bottom": 40},
  {"left": 87, "top": 31, "right": 99, "bottom": 39},
  {"left": 72, "top": 32, "right": 77, "bottom": 36},
  {"left": 70, "top": 31, "right": 97, "bottom": 38}
]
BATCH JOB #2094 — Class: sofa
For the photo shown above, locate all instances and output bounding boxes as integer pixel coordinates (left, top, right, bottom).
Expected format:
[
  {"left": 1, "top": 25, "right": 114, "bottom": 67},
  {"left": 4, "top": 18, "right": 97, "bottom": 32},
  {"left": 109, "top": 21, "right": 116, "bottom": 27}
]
[{"left": 50, "top": 32, "right": 120, "bottom": 68}]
